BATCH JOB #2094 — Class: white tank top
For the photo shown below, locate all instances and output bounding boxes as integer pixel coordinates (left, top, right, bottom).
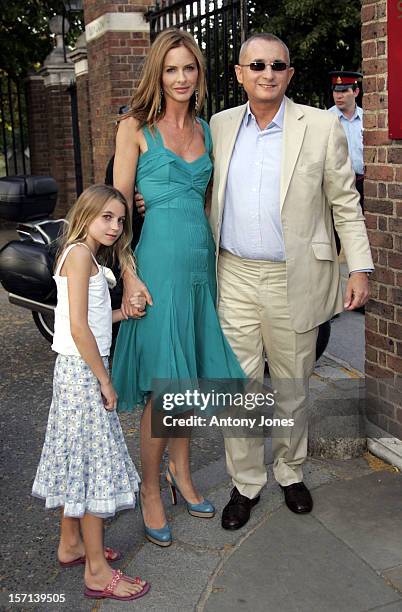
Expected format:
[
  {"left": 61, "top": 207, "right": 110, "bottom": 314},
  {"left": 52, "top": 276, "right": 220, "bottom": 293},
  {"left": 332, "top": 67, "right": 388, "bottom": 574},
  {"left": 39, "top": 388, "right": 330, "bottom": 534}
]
[{"left": 51, "top": 243, "right": 112, "bottom": 357}]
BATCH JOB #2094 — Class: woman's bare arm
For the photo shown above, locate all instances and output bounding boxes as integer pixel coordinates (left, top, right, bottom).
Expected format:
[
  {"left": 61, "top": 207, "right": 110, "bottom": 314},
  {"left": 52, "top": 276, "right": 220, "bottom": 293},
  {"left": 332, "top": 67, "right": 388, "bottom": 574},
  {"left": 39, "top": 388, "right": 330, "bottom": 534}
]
[
  {"left": 113, "top": 117, "right": 153, "bottom": 316},
  {"left": 113, "top": 116, "right": 141, "bottom": 211}
]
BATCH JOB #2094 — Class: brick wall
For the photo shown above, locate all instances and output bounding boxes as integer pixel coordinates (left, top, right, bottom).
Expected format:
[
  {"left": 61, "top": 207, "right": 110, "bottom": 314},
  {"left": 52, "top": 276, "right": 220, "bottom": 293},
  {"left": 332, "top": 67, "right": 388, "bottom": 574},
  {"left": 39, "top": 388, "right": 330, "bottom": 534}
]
[
  {"left": 26, "top": 75, "right": 77, "bottom": 216},
  {"left": 84, "top": 0, "right": 151, "bottom": 23},
  {"left": 26, "top": 77, "right": 50, "bottom": 176},
  {"left": 76, "top": 72, "right": 94, "bottom": 189},
  {"left": 362, "top": 0, "right": 402, "bottom": 438},
  {"left": 45, "top": 86, "right": 77, "bottom": 217}
]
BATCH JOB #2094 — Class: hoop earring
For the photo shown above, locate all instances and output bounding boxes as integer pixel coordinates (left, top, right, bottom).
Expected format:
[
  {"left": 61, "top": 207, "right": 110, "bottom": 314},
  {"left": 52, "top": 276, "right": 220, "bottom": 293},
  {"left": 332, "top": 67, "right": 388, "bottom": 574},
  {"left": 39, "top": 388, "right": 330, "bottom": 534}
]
[
  {"left": 194, "top": 89, "right": 199, "bottom": 113},
  {"left": 158, "top": 88, "right": 164, "bottom": 114}
]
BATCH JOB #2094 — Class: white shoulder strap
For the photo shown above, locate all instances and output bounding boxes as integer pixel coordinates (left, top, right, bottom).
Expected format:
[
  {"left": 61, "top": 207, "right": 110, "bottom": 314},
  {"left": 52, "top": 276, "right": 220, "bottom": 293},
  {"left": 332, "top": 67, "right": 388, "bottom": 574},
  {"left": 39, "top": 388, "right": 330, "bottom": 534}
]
[{"left": 55, "top": 242, "right": 99, "bottom": 275}]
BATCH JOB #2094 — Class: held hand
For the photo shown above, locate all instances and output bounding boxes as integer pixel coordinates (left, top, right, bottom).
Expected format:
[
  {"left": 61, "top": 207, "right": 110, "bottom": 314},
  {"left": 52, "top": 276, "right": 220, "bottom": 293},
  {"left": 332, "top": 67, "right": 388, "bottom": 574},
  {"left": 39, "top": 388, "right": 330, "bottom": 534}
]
[
  {"left": 129, "top": 291, "right": 147, "bottom": 312},
  {"left": 134, "top": 191, "right": 145, "bottom": 217},
  {"left": 344, "top": 272, "right": 370, "bottom": 311},
  {"left": 122, "top": 274, "right": 153, "bottom": 319},
  {"left": 100, "top": 380, "right": 118, "bottom": 411}
]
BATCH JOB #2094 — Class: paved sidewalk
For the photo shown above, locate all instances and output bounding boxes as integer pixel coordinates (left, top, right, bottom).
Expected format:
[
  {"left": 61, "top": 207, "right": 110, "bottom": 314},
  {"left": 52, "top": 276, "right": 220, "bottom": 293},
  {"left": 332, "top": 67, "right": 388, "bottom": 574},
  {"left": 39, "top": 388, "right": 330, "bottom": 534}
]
[
  {"left": 99, "top": 450, "right": 402, "bottom": 612},
  {"left": 35, "top": 447, "right": 401, "bottom": 612},
  {"left": 7, "top": 354, "right": 399, "bottom": 612},
  {"left": 2, "top": 446, "right": 401, "bottom": 611},
  {"left": 58, "top": 356, "right": 402, "bottom": 611}
]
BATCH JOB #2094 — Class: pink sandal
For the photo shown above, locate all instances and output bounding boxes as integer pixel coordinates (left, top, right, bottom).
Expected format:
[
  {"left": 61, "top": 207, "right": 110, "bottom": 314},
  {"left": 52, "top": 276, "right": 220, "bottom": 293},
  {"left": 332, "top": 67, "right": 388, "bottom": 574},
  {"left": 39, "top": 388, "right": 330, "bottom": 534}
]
[
  {"left": 59, "top": 546, "right": 122, "bottom": 567},
  {"left": 84, "top": 569, "right": 150, "bottom": 601}
]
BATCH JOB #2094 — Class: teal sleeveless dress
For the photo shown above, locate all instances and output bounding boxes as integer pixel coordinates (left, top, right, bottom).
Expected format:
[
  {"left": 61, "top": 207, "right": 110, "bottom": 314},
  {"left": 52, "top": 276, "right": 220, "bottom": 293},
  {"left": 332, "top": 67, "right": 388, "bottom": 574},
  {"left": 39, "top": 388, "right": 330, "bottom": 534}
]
[{"left": 112, "top": 119, "right": 244, "bottom": 411}]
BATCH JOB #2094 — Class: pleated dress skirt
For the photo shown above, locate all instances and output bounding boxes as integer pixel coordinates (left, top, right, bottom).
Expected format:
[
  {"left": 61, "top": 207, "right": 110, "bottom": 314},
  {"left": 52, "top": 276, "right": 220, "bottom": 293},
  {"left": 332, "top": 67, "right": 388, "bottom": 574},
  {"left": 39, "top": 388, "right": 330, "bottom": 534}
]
[{"left": 32, "top": 355, "right": 140, "bottom": 518}]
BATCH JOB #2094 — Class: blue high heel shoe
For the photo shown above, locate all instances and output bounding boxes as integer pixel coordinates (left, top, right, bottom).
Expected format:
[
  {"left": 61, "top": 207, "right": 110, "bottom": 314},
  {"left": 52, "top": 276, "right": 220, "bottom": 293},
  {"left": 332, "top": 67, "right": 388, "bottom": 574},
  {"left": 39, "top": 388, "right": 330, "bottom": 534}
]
[
  {"left": 166, "top": 467, "right": 215, "bottom": 518},
  {"left": 138, "top": 487, "right": 172, "bottom": 547}
]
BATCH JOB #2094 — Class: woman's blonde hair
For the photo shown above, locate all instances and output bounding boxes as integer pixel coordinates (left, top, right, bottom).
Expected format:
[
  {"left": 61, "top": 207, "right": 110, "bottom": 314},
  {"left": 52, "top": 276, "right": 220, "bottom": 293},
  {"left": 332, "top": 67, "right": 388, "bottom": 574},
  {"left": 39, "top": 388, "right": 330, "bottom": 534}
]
[
  {"left": 57, "top": 184, "right": 135, "bottom": 275},
  {"left": 122, "top": 28, "right": 206, "bottom": 127}
]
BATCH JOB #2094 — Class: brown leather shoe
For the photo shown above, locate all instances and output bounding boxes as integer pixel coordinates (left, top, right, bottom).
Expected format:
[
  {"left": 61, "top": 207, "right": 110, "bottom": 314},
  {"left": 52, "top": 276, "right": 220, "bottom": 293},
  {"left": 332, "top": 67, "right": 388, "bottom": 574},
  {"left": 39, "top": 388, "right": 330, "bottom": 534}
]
[
  {"left": 221, "top": 487, "right": 260, "bottom": 530},
  {"left": 281, "top": 482, "right": 313, "bottom": 513}
]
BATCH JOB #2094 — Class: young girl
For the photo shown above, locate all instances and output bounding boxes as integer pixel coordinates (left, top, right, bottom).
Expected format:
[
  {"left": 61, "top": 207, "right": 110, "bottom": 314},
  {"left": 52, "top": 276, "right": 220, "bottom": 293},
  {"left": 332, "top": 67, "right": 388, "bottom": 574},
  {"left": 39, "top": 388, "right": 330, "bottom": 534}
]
[{"left": 32, "top": 184, "right": 150, "bottom": 602}]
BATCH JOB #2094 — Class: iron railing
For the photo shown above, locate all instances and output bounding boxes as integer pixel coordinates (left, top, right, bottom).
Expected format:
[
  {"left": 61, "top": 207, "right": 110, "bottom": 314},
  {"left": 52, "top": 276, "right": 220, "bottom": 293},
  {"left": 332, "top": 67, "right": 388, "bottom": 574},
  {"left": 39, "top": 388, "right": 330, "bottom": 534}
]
[{"left": 0, "top": 74, "right": 29, "bottom": 176}]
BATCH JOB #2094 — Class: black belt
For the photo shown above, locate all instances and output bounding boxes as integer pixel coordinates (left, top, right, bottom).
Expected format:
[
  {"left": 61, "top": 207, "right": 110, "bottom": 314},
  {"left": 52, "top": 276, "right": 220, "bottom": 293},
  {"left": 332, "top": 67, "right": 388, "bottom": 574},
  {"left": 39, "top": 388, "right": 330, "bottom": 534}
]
[{"left": 355, "top": 173, "right": 364, "bottom": 183}]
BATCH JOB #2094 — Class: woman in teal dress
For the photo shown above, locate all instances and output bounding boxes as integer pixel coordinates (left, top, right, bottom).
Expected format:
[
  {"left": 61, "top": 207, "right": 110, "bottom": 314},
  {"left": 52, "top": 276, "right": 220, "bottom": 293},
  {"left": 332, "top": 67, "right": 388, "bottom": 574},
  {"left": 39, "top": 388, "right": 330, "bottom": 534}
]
[{"left": 112, "top": 29, "right": 244, "bottom": 547}]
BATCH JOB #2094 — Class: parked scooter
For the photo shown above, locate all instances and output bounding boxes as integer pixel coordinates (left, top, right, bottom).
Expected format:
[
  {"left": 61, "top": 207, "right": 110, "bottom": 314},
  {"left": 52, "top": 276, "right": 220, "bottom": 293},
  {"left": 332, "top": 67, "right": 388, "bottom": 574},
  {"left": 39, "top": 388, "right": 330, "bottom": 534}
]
[
  {"left": 0, "top": 176, "right": 120, "bottom": 342},
  {"left": 0, "top": 176, "right": 63, "bottom": 341}
]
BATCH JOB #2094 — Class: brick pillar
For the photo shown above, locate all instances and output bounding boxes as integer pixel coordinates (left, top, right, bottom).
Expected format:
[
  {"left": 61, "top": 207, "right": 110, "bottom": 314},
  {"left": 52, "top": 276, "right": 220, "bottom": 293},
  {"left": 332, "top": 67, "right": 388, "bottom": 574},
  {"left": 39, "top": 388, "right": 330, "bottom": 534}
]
[
  {"left": 83, "top": 0, "right": 152, "bottom": 182},
  {"left": 70, "top": 32, "right": 94, "bottom": 189},
  {"left": 362, "top": 1, "right": 402, "bottom": 449},
  {"left": 25, "top": 75, "right": 50, "bottom": 175},
  {"left": 39, "top": 67, "right": 76, "bottom": 217},
  {"left": 25, "top": 18, "right": 78, "bottom": 216}
]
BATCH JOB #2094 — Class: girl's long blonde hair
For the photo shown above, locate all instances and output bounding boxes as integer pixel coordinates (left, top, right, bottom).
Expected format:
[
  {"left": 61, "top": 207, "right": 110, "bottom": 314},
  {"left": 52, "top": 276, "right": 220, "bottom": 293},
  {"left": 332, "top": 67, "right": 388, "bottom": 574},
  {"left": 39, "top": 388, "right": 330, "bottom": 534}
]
[
  {"left": 121, "top": 28, "right": 206, "bottom": 127},
  {"left": 57, "top": 184, "right": 135, "bottom": 274}
]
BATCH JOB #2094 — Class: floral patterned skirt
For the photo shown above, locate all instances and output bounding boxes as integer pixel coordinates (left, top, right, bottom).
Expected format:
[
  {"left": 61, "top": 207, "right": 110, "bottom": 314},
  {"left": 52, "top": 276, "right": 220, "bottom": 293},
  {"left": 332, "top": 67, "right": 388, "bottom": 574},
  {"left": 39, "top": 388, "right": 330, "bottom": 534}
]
[{"left": 32, "top": 355, "right": 140, "bottom": 518}]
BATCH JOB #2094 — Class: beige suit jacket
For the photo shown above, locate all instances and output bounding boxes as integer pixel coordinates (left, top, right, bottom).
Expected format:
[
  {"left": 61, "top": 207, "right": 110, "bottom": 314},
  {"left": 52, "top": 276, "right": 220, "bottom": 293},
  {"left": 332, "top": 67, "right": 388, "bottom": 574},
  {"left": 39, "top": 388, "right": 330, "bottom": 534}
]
[{"left": 209, "top": 97, "right": 373, "bottom": 333}]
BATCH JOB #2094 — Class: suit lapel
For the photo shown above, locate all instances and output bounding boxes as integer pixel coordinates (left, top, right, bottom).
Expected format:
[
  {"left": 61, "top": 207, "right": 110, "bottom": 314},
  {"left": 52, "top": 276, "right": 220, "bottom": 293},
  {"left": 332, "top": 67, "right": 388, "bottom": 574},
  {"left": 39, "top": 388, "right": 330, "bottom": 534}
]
[
  {"left": 217, "top": 104, "right": 247, "bottom": 216},
  {"left": 280, "top": 98, "right": 306, "bottom": 210}
]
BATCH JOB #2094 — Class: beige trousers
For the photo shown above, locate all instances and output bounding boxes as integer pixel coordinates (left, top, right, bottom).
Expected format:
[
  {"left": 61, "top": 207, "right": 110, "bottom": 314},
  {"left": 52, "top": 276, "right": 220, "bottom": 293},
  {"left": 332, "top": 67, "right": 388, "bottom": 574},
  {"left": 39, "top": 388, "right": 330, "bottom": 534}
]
[{"left": 217, "top": 250, "right": 318, "bottom": 498}]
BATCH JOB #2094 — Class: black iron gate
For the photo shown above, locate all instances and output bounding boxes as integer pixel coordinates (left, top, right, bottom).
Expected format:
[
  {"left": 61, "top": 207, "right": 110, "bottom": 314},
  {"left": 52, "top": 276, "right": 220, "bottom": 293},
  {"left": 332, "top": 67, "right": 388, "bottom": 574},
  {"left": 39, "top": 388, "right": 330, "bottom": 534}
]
[
  {"left": 145, "top": 0, "right": 249, "bottom": 119},
  {"left": 0, "top": 74, "right": 29, "bottom": 177}
]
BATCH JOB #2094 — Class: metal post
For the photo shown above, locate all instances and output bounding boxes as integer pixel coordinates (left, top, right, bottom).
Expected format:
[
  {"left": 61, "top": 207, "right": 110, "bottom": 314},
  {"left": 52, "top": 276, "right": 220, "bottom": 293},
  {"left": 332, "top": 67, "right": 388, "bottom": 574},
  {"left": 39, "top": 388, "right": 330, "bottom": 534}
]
[
  {"left": 16, "top": 81, "right": 27, "bottom": 175},
  {"left": 232, "top": 0, "right": 239, "bottom": 107},
  {"left": 6, "top": 77, "right": 18, "bottom": 174},
  {"left": 0, "top": 79, "right": 9, "bottom": 176},
  {"left": 213, "top": 0, "right": 220, "bottom": 114},
  {"left": 240, "top": 0, "right": 248, "bottom": 44},
  {"left": 222, "top": 0, "right": 229, "bottom": 109},
  {"left": 205, "top": 0, "right": 213, "bottom": 118}
]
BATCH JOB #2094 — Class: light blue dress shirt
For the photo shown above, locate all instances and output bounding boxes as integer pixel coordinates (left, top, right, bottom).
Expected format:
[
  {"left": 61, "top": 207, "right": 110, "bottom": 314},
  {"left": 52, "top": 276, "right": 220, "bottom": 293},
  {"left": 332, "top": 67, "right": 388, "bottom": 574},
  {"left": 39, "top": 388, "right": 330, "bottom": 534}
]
[
  {"left": 220, "top": 99, "right": 372, "bottom": 275},
  {"left": 220, "top": 100, "right": 285, "bottom": 261},
  {"left": 328, "top": 105, "right": 363, "bottom": 175}
]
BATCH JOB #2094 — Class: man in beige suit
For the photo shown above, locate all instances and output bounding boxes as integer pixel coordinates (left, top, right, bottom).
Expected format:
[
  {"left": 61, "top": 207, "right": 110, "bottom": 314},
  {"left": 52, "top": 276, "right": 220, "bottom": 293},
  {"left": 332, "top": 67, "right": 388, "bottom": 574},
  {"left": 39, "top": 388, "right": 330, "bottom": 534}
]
[{"left": 210, "top": 33, "right": 373, "bottom": 530}]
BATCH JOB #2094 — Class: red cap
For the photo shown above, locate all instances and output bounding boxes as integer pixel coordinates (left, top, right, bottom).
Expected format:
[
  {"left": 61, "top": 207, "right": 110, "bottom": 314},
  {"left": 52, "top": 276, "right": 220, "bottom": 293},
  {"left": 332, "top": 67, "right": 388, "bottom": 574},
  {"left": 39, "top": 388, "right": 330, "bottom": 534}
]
[{"left": 329, "top": 71, "right": 363, "bottom": 91}]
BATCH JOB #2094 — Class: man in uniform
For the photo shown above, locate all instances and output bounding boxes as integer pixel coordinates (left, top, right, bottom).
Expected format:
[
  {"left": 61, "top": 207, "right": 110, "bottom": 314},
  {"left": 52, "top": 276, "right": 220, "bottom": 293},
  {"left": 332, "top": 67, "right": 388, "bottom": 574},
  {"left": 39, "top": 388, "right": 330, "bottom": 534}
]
[{"left": 328, "top": 71, "right": 364, "bottom": 213}]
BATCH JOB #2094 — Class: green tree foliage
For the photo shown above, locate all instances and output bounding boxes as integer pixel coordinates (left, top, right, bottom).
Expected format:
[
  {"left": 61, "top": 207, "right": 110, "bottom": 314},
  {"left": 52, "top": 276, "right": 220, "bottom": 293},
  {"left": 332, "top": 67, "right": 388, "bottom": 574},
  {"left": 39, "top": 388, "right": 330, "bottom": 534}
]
[
  {"left": 248, "top": 0, "right": 362, "bottom": 107},
  {"left": 0, "top": 0, "right": 83, "bottom": 78}
]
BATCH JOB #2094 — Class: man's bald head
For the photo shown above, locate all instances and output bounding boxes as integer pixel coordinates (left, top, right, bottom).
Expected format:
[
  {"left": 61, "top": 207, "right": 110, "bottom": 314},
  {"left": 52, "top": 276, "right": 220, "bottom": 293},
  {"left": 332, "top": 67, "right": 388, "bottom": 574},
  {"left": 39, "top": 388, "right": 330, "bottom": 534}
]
[{"left": 239, "top": 33, "right": 290, "bottom": 65}]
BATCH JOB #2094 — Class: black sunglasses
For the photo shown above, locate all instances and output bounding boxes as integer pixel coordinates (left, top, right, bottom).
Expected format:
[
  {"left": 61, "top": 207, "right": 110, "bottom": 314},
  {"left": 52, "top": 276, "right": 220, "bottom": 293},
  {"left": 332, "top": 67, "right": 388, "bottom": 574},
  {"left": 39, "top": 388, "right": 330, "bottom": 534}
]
[{"left": 238, "top": 61, "right": 289, "bottom": 72}]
